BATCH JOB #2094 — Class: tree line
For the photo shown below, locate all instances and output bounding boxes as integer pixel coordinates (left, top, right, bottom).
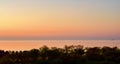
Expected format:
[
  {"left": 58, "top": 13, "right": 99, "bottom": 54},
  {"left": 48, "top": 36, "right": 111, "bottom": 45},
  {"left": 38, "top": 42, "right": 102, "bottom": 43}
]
[{"left": 0, "top": 45, "right": 120, "bottom": 64}]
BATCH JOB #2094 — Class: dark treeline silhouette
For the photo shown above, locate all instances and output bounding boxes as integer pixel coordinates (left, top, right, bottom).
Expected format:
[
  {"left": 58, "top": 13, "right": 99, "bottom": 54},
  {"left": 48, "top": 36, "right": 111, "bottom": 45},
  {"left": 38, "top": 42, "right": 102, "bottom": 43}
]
[{"left": 0, "top": 45, "right": 120, "bottom": 64}]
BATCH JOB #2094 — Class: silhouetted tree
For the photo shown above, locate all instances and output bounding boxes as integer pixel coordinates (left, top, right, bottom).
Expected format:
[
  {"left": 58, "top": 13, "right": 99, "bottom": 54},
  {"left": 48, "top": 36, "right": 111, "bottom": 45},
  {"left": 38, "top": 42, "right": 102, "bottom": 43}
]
[{"left": 0, "top": 45, "right": 119, "bottom": 64}]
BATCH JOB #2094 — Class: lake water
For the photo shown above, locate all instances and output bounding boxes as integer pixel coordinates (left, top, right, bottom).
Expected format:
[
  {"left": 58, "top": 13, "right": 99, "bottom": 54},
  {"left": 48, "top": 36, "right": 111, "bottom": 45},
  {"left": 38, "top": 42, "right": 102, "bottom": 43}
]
[{"left": 0, "top": 40, "right": 120, "bottom": 51}]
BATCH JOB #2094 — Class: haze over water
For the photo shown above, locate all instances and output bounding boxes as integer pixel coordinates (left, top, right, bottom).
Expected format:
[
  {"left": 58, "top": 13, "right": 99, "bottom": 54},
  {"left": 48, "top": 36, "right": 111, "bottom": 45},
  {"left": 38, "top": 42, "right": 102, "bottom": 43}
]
[{"left": 0, "top": 40, "right": 120, "bottom": 51}]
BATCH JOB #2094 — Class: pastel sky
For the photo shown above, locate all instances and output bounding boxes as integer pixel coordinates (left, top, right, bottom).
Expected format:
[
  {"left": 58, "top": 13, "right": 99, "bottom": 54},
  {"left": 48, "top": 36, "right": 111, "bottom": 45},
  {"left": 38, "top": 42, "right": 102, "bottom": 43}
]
[{"left": 0, "top": 0, "right": 120, "bottom": 40}]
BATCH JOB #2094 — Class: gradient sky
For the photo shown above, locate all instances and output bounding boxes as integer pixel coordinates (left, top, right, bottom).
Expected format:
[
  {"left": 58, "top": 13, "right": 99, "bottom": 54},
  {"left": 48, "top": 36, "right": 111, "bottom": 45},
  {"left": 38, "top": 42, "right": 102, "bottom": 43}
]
[{"left": 0, "top": 0, "right": 120, "bottom": 40}]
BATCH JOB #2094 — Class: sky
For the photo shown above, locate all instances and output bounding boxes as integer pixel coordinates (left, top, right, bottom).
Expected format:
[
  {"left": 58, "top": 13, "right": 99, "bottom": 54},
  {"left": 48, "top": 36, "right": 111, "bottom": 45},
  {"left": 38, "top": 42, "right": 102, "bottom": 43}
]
[{"left": 0, "top": 0, "right": 120, "bottom": 40}]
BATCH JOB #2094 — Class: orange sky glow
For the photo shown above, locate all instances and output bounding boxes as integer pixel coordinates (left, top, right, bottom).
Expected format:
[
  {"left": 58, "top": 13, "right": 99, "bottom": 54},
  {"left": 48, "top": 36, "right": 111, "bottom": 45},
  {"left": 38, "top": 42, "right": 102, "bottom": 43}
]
[
  {"left": 0, "top": 0, "right": 120, "bottom": 50},
  {"left": 0, "top": 0, "right": 120, "bottom": 40}
]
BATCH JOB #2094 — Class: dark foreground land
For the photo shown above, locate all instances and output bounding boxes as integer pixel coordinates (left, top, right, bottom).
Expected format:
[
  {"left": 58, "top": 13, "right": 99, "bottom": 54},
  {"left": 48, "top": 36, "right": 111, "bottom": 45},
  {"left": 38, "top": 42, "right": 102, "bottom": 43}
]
[{"left": 0, "top": 45, "right": 120, "bottom": 64}]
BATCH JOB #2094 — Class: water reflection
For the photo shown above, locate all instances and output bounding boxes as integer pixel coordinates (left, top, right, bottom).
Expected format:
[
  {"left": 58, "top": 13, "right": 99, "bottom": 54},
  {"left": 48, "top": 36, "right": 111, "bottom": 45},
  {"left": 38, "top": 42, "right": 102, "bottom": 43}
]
[{"left": 0, "top": 40, "right": 119, "bottom": 51}]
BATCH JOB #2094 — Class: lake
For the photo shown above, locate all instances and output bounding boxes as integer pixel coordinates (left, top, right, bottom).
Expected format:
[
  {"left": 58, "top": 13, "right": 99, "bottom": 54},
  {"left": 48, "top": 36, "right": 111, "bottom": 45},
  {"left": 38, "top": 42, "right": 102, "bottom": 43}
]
[{"left": 0, "top": 40, "right": 120, "bottom": 51}]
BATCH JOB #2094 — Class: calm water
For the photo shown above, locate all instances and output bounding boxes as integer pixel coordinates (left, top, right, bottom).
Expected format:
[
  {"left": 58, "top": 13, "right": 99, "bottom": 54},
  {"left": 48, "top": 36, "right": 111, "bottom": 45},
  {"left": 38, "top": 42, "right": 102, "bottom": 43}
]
[{"left": 0, "top": 40, "right": 120, "bottom": 51}]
